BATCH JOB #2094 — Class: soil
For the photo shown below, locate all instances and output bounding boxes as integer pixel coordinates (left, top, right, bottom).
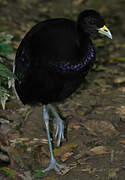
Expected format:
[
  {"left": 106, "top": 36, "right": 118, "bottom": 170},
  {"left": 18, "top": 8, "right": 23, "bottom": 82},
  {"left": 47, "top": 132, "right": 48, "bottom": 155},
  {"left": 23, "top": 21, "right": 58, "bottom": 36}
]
[{"left": 0, "top": 0, "right": 125, "bottom": 180}]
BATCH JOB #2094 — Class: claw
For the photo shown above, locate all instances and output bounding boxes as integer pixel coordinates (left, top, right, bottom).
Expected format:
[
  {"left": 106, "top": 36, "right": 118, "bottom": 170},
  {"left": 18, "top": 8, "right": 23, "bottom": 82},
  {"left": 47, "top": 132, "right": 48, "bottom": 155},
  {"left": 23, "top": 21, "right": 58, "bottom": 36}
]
[
  {"left": 55, "top": 117, "right": 64, "bottom": 146},
  {"left": 55, "top": 124, "right": 59, "bottom": 139},
  {"left": 47, "top": 104, "right": 65, "bottom": 145},
  {"left": 42, "top": 158, "right": 65, "bottom": 174}
]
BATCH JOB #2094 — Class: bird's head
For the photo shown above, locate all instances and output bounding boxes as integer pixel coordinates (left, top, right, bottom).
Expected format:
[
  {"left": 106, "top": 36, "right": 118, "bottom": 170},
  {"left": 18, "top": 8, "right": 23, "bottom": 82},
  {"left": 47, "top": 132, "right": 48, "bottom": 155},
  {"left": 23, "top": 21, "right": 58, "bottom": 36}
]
[{"left": 77, "top": 9, "right": 112, "bottom": 39}]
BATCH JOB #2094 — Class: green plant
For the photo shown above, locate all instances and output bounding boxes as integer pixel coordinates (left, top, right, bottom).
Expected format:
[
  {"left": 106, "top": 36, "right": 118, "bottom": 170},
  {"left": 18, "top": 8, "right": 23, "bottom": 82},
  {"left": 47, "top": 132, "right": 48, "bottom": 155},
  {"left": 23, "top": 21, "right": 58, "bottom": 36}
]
[
  {"left": 0, "top": 167, "right": 15, "bottom": 178},
  {"left": 0, "top": 32, "right": 14, "bottom": 110},
  {"left": 34, "top": 169, "right": 47, "bottom": 178}
]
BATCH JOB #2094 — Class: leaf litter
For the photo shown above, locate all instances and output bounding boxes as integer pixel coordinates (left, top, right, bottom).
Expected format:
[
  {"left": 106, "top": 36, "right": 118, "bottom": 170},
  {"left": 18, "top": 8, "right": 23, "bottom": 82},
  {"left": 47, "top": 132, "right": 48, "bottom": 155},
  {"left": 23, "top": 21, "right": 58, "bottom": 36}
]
[
  {"left": 0, "top": 0, "right": 125, "bottom": 179},
  {"left": 83, "top": 120, "right": 119, "bottom": 137}
]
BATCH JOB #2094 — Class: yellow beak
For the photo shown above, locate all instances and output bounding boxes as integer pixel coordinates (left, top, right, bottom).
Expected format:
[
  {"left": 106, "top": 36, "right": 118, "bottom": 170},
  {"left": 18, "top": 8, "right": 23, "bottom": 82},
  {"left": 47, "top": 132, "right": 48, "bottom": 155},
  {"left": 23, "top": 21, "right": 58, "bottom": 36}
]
[{"left": 98, "top": 25, "right": 112, "bottom": 39}]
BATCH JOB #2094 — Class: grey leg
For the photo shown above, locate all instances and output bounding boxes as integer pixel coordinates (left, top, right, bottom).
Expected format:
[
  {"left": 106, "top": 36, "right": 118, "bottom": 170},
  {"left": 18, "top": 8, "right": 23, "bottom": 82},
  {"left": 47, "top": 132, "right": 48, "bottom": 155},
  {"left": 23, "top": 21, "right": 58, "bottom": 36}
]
[
  {"left": 48, "top": 104, "right": 64, "bottom": 147},
  {"left": 42, "top": 105, "right": 65, "bottom": 173}
]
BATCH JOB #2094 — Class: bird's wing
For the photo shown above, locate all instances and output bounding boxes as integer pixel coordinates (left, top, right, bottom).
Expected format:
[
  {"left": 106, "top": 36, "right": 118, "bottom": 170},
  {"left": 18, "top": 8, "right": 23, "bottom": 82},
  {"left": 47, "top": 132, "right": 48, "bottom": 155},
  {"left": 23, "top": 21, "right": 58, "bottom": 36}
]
[{"left": 14, "top": 42, "right": 32, "bottom": 83}]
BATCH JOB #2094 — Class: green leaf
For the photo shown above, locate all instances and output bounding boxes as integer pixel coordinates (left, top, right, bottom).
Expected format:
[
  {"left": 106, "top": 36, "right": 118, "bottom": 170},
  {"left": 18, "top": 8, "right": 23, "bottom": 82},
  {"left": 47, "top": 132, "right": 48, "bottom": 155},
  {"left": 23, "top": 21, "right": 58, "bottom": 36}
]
[
  {"left": 116, "top": 57, "right": 125, "bottom": 61},
  {"left": 20, "top": 144, "right": 27, "bottom": 150},
  {"left": 0, "top": 32, "right": 14, "bottom": 110},
  {"left": 0, "top": 32, "right": 13, "bottom": 56},
  {"left": 0, "top": 167, "right": 15, "bottom": 178},
  {"left": 93, "top": 64, "right": 107, "bottom": 71},
  {"left": 109, "top": 57, "right": 125, "bottom": 63},
  {"left": 34, "top": 169, "right": 47, "bottom": 178},
  {"left": 0, "top": 87, "right": 9, "bottom": 110},
  {"left": 0, "top": 63, "right": 13, "bottom": 80},
  {"left": 0, "top": 43, "right": 13, "bottom": 56}
]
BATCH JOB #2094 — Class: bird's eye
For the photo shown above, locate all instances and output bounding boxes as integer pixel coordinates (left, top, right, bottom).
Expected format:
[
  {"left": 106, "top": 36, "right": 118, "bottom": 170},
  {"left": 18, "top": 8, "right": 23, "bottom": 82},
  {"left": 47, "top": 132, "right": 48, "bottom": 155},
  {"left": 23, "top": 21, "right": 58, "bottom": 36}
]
[
  {"left": 85, "top": 17, "right": 95, "bottom": 25},
  {"left": 90, "top": 20, "right": 95, "bottom": 25},
  {"left": 90, "top": 17, "right": 96, "bottom": 25}
]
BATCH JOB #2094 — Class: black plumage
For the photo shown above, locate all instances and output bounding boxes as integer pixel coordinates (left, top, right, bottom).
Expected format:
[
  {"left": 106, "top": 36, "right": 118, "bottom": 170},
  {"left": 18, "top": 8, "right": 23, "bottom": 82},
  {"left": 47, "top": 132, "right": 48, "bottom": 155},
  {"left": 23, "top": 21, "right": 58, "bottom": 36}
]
[
  {"left": 13, "top": 9, "right": 112, "bottom": 172},
  {"left": 14, "top": 11, "right": 98, "bottom": 105}
]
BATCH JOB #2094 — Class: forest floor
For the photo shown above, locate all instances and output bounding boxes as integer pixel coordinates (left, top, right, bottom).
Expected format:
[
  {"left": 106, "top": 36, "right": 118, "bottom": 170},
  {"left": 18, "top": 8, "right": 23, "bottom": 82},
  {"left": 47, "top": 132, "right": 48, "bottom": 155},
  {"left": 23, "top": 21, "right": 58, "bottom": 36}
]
[{"left": 0, "top": 0, "right": 125, "bottom": 179}]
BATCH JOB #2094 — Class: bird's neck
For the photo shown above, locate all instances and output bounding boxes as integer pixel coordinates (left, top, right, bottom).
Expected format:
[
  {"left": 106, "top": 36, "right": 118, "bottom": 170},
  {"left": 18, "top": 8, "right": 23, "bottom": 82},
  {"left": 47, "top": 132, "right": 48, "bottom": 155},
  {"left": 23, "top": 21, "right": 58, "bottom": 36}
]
[
  {"left": 55, "top": 42, "right": 95, "bottom": 73},
  {"left": 76, "top": 22, "right": 91, "bottom": 56},
  {"left": 76, "top": 18, "right": 90, "bottom": 38}
]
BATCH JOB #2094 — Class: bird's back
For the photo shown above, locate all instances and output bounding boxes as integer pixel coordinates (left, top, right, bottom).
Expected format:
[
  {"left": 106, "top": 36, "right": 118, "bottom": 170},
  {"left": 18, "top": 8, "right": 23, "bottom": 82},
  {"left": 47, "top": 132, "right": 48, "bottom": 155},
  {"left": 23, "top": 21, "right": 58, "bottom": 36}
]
[{"left": 22, "top": 19, "right": 85, "bottom": 64}]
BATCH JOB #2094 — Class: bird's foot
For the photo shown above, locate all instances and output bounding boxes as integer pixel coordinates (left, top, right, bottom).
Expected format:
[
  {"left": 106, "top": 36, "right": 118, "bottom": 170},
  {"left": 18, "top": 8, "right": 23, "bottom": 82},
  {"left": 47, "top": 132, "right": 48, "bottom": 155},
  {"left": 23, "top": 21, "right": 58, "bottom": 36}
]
[
  {"left": 55, "top": 117, "right": 64, "bottom": 146},
  {"left": 42, "top": 158, "right": 65, "bottom": 174}
]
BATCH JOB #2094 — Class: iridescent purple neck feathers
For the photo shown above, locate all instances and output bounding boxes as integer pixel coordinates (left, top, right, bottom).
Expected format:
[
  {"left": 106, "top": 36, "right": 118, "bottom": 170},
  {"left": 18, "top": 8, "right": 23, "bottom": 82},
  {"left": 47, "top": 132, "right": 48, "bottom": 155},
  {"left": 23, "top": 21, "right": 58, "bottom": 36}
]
[{"left": 53, "top": 44, "right": 95, "bottom": 73}]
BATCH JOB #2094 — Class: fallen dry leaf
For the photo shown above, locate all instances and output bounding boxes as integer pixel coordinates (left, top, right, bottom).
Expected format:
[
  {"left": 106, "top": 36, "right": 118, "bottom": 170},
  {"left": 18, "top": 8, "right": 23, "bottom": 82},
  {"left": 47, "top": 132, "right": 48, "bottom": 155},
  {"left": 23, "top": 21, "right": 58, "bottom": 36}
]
[
  {"left": 0, "top": 124, "right": 12, "bottom": 135},
  {"left": 0, "top": 153, "right": 9, "bottom": 162},
  {"left": 43, "top": 177, "right": 57, "bottom": 180},
  {"left": 61, "top": 152, "right": 73, "bottom": 162},
  {"left": 74, "top": 150, "right": 86, "bottom": 160},
  {"left": 94, "top": 79, "right": 105, "bottom": 86},
  {"left": 120, "top": 139, "right": 125, "bottom": 144},
  {"left": 60, "top": 164, "right": 76, "bottom": 175},
  {"left": 82, "top": 165, "right": 96, "bottom": 174},
  {"left": 118, "top": 87, "right": 125, "bottom": 92},
  {"left": 73, "top": 0, "right": 85, "bottom": 5},
  {"left": 114, "top": 77, "right": 125, "bottom": 84},
  {"left": 101, "top": 87, "right": 107, "bottom": 93},
  {"left": 69, "top": 122, "right": 81, "bottom": 130},
  {"left": 116, "top": 106, "right": 125, "bottom": 115},
  {"left": 19, "top": 171, "right": 32, "bottom": 180},
  {"left": 54, "top": 143, "right": 77, "bottom": 157},
  {"left": 10, "top": 137, "right": 29, "bottom": 144},
  {"left": 18, "top": 149, "right": 25, "bottom": 155},
  {"left": 90, "top": 146, "right": 108, "bottom": 155},
  {"left": 108, "top": 168, "right": 119, "bottom": 178},
  {"left": 84, "top": 120, "right": 118, "bottom": 137}
]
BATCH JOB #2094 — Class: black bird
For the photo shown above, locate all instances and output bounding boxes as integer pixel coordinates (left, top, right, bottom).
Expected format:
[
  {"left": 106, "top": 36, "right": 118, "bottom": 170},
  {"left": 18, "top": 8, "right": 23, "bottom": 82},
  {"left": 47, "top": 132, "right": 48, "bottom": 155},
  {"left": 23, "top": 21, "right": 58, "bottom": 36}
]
[{"left": 13, "top": 9, "right": 112, "bottom": 173}]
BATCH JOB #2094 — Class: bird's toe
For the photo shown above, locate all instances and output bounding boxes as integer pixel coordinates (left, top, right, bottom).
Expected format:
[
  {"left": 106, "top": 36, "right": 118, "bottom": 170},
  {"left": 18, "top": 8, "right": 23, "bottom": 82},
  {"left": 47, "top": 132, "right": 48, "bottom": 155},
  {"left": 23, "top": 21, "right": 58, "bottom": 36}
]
[
  {"left": 55, "top": 118, "right": 64, "bottom": 146},
  {"left": 42, "top": 159, "right": 66, "bottom": 174}
]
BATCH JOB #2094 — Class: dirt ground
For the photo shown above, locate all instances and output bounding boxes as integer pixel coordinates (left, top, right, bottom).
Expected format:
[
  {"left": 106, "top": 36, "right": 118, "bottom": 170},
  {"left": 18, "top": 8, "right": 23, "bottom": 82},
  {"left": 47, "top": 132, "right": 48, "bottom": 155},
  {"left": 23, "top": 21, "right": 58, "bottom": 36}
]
[{"left": 0, "top": 0, "right": 125, "bottom": 179}]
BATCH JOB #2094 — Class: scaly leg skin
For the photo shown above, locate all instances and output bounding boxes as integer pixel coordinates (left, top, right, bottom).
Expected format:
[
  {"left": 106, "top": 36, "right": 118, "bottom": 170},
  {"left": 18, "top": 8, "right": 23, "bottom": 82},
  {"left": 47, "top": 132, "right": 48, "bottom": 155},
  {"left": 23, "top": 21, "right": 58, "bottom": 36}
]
[
  {"left": 48, "top": 104, "right": 64, "bottom": 146},
  {"left": 42, "top": 105, "right": 65, "bottom": 173}
]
